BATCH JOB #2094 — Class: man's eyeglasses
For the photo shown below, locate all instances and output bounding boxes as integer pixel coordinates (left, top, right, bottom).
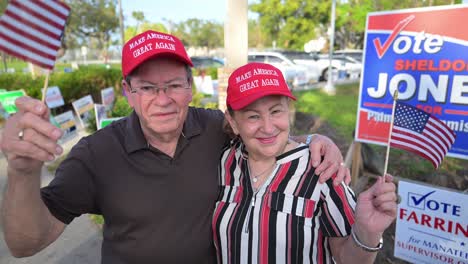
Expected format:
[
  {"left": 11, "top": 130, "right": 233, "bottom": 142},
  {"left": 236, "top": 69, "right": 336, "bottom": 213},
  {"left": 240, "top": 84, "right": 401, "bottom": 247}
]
[{"left": 130, "top": 81, "right": 191, "bottom": 97}]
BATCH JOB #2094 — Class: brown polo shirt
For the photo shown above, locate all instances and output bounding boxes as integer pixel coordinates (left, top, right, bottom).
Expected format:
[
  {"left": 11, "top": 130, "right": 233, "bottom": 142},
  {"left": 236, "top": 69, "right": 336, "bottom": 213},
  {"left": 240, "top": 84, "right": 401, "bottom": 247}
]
[{"left": 41, "top": 107, "right": 228, "bottom": 264}]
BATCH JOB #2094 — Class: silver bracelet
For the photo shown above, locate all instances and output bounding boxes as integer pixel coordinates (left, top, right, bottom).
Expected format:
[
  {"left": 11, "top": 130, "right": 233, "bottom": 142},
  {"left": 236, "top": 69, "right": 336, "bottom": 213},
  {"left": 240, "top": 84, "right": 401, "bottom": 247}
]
[
  {"left": 305, "top": 134, "right": 314, "bottom": 145},
  {"left": 351, "top": 228, "right": 383, "bottom": 252}
]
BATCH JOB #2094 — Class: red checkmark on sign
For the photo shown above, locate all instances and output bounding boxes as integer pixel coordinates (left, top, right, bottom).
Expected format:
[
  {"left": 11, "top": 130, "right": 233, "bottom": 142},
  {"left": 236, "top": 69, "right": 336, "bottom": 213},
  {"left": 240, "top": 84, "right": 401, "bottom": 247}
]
[{"left": 373, "top": 15, "right": 415, "bottom": 59}]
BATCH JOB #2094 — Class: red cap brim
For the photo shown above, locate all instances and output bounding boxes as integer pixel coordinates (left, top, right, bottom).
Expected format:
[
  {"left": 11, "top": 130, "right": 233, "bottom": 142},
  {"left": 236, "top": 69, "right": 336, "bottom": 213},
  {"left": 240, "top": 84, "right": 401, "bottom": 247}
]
[{"left": 228, "top": 90, "right": 296, "bottom": 110}]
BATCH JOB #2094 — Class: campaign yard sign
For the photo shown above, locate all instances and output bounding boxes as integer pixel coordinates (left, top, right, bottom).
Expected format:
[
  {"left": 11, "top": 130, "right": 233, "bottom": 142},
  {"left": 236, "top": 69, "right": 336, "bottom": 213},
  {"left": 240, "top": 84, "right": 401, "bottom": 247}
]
[
  {"left": 355, "top": 5, "right": 468, "bottom": 160},
  {"left": 100, "top": 87, "right": 115, "bottom": 111},
  {"left": 395, "top": 180, "right": 467, "bottom": 264},
  {"left": 0, "top": 89, "right": 26, "bottom": 116},
  {"left": 72, "top": 95, "right": 94, "bottom": 128},
  {"left": 194, "top": 75, "right": 215, "bottom": 95},
  {"left": 94, "top": 103, "right": 107, "bottom": 130},
  {"left": 44, "top": 86, "right": 65, "bottom": 109},
  {"left": 100, "top": 117, "right": 122, "bottom": 129},
  {"left": 52, "top": 110, "right": 77, "bottom": 142}
]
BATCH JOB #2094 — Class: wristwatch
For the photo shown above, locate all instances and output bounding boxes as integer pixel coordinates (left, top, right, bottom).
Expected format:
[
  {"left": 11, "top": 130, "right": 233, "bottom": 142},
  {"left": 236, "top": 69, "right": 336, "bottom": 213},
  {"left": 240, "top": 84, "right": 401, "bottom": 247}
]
[{"left": 351, "top": 228, "right": 383, "bottom": 252}]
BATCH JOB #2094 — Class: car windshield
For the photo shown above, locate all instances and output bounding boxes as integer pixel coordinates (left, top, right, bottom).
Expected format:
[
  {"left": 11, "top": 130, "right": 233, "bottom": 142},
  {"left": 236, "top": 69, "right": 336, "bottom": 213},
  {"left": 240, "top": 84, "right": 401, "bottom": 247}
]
[
  {"left": 281, "top": 51, "right": 315, "bottom": 60},
  {"left": 191, "top": 57, "right": 224, "bottom": 68},
  {"left": 334, "top": 51, "right": 363, "bottom": 62}
]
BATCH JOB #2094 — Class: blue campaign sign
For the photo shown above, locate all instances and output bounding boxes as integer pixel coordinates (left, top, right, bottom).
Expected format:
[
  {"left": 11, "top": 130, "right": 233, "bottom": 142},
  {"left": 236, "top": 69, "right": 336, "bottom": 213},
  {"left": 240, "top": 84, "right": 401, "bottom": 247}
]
[{"left": 355, "top": 5, "right": 468, "bottom": 160}]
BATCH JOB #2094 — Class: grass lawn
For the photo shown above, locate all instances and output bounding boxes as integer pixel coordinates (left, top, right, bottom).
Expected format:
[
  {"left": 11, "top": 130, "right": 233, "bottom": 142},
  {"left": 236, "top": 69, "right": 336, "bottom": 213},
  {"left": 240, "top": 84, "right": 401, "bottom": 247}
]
[{"left": 294, "top": 83, "right": 358, "bottom": 141}]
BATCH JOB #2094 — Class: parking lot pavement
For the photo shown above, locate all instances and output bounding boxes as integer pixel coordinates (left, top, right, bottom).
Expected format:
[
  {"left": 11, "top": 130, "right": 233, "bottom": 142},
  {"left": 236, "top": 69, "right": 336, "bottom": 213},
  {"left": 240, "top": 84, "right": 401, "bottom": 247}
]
[{"left": 0, "top": 130, "right": 102, "bottom": 264}]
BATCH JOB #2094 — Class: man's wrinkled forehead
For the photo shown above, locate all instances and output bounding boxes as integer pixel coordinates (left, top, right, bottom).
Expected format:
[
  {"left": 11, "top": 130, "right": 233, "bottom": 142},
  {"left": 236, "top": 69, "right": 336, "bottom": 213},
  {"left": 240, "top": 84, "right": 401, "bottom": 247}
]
[{"left": 129, "top": 56, "right": 188, "bottom": 76}]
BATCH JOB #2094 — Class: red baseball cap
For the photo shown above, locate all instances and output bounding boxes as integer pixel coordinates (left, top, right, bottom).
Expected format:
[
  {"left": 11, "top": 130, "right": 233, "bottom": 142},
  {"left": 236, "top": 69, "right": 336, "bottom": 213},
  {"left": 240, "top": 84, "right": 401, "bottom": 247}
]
[
  {"left": 121, "top": 30, "right": 193, "bottom": 77},
  {"left": 226, "top": 62, "right": 296, "bottom": 110}
]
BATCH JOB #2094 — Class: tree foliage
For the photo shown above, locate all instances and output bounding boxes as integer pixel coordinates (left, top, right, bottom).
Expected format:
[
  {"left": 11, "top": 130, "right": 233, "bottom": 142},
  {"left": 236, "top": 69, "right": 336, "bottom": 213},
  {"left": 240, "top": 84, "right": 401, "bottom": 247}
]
[
  {"left": 250, "top": 0, "right": 332, "bottom": 50},
  {"left": 171, "top": 19, "right": 224, "bottom": 48},
  {"left": 64, "top": 0, "right": 120, "bottom": 54},
  {"left": 0, "top": 1, "right": 7, "bottom": 14},
  {"left": 250, "top": 0, "right": 462, "bottom": 51},
  {"left": 124, "top": 22, "right": 167, "bottom": 42},
  {"left": 249, "top": 19, "right": 270, "bottom": 49}
]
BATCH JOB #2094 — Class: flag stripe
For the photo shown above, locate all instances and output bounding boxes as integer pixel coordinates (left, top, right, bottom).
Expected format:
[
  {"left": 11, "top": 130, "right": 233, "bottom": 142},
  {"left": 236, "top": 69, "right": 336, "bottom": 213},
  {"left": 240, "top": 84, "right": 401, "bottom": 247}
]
[
  {"left": 393, "top": 130, "right": 445, "bottom": 162},
  {"left": 393, "top": 127, "right": 444, "bottom": 162},
  {"left": 42, "top": 0, "right": 71, "bottom": 14},
  {"left": 0, "top": 24, "right": 58, "bottom": 56},
  {"left": 0, "top": 36, "right": 55, "bottom": 68},
  {"left": 431, "top": 115, "right": 457, "bottom": 139},
  {"left": 428, "top": 119, "right": 455, "bottom": 146},
  {"left": 0, "top": 34, "right": 56, "bottom": 62},
  {"left": 5, "top": 5, "right": 62, "bottom": 37},
  {"left": 0, "top": 22, "right": 60, "bottom": 54},
  {"left": 390, "top": 101, "right": 456, "bottom": 168},
  {"left": 390, "top": 140, "right": 438, "bottom": 168},
  {"left": 3, "top": 9, "right": 62, "bottom": 42},
  {"left": 27, "top": 0, "right": 70, "bottom": 21},
  {"left": 390, "top": 134, "right": 441, "bottom": 165},
  {"left": 0, "top": 0, "right": 70, "bottom": 69},
  {"left": 424, "top": 124, "right": 449, "bottom": 154},
  {"left": 10, "top": 1, "right": 65, "bottom": 32},
  {"left": 0, "top": 42, "right": 53, "bottom": 69}
]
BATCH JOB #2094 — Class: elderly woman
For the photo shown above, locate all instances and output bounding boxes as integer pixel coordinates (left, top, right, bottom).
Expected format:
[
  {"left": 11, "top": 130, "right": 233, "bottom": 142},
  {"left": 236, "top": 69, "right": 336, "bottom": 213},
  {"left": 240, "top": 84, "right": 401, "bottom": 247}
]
[{"left": 212, "top": 62, "right": 397, "bottom": 264}]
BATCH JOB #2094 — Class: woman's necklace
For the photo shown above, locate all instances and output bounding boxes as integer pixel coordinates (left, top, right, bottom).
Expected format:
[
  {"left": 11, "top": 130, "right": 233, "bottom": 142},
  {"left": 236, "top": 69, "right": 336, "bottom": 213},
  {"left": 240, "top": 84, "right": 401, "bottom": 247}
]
[{"left": 248, "top": 160, "right": 276, "bottom": 183}]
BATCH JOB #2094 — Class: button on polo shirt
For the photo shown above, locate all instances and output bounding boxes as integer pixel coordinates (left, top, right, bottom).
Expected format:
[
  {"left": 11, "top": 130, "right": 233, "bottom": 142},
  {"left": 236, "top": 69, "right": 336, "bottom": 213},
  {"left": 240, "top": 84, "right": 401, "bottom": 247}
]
[{"left": 41, "top": 107, "right": 228, "bottom": 264}]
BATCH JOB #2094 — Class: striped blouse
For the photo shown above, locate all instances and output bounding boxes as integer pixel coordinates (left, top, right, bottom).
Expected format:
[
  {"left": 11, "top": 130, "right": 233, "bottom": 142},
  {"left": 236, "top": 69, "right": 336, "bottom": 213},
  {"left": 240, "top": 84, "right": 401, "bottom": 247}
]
[{"left": 212, "top": 140, "right": 356, "bottom": 264}]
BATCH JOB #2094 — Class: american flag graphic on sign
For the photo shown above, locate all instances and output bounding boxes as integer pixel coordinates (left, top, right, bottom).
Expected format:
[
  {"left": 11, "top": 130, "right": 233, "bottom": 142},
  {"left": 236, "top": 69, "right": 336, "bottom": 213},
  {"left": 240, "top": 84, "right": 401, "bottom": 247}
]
[
  {"left": 0, "top": 0, "right": 70, "bottom": 69},
  {"left": 390, "top": 101, "right": 456, "bottom": 168}
]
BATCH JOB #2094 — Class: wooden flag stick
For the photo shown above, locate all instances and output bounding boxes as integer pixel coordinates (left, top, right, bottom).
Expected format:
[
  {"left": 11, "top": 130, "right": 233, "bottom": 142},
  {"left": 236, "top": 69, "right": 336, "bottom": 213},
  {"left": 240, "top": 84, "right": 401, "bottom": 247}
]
[
  {"left": 41, "top": 70, "right": 50, "bottom": 103},
  {"left": 383, "top": 90, "right": 399, "bottom": 177}
]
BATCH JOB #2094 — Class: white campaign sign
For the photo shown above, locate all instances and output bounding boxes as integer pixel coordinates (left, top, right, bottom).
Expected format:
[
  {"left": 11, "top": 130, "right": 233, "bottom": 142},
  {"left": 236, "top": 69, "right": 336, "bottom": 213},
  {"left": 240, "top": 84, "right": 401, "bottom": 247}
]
[
  {"left": 72, "top": 95, "right": 94, "bottom": 128},
  {"left": 94, "top": 103, "right": 107, "bottom": 130},
  {"left": 52, "top": 110, "right": 77, "bottom": 142},
  {"left": 395, "top": 180, "right": 468, "bottom": 264},
  {"left": 101, "top": 87, "right": 115, "bottom": 111},
  {"left": 45, "top": 86, "right": 65, "bottom": 108},
  {"left": 194, "top": 75, "right": 214, "bottom": 95}
]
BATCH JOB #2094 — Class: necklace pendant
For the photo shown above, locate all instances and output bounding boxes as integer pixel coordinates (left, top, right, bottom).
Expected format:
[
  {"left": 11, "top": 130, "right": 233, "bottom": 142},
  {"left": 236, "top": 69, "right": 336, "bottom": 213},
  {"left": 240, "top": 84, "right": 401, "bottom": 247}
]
[{"left": 252, "top": 177, "right": 258, "bottom": 183}]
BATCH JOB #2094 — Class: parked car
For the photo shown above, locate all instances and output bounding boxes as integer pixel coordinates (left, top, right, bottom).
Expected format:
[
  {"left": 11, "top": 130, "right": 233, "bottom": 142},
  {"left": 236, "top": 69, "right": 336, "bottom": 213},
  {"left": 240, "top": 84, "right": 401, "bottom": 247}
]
[
  {"left": 330, "top": 55, "right": 362, "bottom": 80},
  {"left": 282, "top": 51, "right": 362, "bottom": 81},
  {"left": 190, "top": 56, "right": 224, "bottom": 69},
  {"left": 279, "top": 51, "right": 323, "bottom": 81},
  {"left": 247, "top": 51, "right": 313, "bottom": 88},
  {"left": 334, "top": 49, "right": 363, "bottom": 63}
]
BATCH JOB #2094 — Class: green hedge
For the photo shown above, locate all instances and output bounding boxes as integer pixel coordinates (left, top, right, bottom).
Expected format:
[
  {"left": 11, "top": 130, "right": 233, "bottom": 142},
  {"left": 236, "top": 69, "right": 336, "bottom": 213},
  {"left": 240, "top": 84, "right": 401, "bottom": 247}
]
[{"left": 0, "top": 65, "right": 122, "bottom": 104}]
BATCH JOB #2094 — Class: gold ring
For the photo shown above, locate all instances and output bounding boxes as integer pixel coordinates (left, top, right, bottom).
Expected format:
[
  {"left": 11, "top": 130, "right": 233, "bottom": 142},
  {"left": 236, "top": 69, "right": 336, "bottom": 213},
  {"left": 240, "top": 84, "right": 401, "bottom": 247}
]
[{"left": 18, "top": 130, "right": 24, "bottom": 140}]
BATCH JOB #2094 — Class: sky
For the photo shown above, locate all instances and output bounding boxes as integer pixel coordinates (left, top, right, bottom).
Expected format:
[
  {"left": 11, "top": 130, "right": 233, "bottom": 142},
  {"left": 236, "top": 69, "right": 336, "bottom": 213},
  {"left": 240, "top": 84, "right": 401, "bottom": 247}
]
[{"left": 121, "top": 0, "right": 256, "bottom": 27}]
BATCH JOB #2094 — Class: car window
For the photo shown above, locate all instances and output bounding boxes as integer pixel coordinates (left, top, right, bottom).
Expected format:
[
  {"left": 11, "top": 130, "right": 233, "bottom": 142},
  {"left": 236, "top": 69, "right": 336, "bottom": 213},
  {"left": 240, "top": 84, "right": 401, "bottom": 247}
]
[
  {"left": 267, "top": 56, "right": 284, "bottom": 64},
  {"left": 191, "top": 57, "right": 224, "bottom": 68},
  {"left": 248, "top": 55, "right": 266, "bottom": 62}
]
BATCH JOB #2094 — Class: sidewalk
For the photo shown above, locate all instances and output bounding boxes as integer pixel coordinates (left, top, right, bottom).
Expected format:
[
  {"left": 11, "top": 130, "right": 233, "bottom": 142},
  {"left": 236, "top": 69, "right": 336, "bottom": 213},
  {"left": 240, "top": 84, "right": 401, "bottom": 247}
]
[{"left": 0, "top": 130, "right": 102, "bottom": 264}]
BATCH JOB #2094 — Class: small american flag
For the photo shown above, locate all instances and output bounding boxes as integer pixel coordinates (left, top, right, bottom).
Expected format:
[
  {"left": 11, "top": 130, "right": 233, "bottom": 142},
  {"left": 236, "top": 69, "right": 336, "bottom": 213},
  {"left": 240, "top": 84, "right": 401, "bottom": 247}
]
[
  {"left": 390, "top": 101, "right": 456, "bottom": 168},
  {"left": 0, "top": 0, "right": 70, "bottom": 70}
]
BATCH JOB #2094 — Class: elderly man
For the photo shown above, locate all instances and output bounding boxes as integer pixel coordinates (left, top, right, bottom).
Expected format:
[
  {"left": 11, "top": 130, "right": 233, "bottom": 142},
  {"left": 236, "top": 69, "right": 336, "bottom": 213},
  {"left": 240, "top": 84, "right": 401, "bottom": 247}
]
[{"left": 1, "top": 30, "right": 349, "bottom": 264}]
